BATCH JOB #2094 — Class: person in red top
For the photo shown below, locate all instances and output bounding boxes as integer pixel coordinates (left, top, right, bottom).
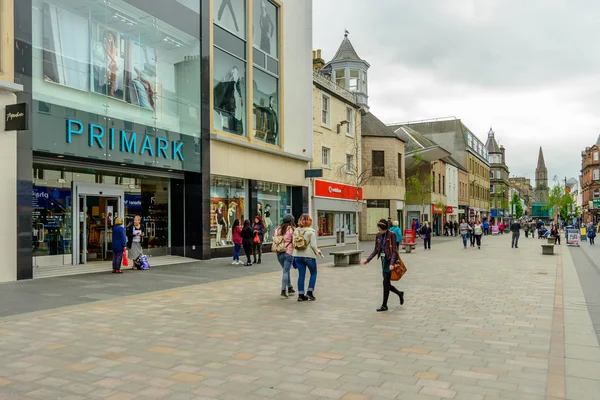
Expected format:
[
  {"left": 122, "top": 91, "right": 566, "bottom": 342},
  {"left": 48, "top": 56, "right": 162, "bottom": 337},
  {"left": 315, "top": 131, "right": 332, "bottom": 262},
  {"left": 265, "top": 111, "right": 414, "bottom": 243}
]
[{"left": 231, "top": 219, "right": 242, "bottom": 265}]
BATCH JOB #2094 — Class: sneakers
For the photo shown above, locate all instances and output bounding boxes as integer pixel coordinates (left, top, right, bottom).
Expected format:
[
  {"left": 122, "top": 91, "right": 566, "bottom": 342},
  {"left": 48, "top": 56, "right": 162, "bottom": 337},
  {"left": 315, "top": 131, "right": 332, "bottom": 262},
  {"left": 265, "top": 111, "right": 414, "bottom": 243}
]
[
  {"left": 287, "top": 286, "right": 296, "bottom": 295},
  {"left": 280, "top": 290, "right": 288, "bottom": 299},
  {"left": 297, "top": 294, "right": 308, "bottom": 302},
  {"left": 306, "top": 291, "right": 316, "bottom": 301},
  {"left": 232, "top": 260, "right": 238, "bottom": 265},
  {"left": 376, "top": 306, "right": 388, "bottom": 312}
]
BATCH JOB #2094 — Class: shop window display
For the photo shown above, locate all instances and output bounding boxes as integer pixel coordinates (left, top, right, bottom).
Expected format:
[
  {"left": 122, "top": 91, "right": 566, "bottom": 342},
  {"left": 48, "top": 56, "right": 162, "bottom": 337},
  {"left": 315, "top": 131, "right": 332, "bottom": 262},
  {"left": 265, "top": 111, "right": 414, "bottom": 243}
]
[
  {"left": 252, "top": 68, "right": 279, "bottom": 145},
  {"left": 318, "top": 212, "right": 334, "bottom": 237},
  {"left": 257, "top": 181, "right": 289, "bottom": 243},
  {"left": 253, "top": 0, "right": 278, "bottom": 59},
  {"left": 210, "top": 175, "right": 247, "bottom": 248},
  {"left": 214, "top": 0, "right": 245, "bottom": 39},
  {"left": 213, "top": 48, "right": 246, "bottom": 136}
]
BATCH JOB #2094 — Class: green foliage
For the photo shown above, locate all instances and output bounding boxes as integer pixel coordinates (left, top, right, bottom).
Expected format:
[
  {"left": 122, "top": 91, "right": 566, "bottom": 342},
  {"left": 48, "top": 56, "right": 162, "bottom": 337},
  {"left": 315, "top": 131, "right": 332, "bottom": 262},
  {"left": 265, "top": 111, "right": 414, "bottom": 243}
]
[
  {"left": 511, "top": 192, "right": 524, "bottom": 218},
  {"left": 544, "top": 182, "right": 575, "bottom": 221}
]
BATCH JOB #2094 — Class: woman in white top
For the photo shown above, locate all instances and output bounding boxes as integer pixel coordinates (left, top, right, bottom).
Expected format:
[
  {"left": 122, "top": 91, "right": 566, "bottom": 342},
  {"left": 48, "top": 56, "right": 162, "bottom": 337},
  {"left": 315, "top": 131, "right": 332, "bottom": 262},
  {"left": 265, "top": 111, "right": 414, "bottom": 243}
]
[
  {"left": 473, "top": 219, "right": 483, "bottom": 249},
  {"left": 126, "top": 215, "right": 144, "bottom": 268},
  {"left": 292, "top": 213, "right": 322, "bottom": 302}
]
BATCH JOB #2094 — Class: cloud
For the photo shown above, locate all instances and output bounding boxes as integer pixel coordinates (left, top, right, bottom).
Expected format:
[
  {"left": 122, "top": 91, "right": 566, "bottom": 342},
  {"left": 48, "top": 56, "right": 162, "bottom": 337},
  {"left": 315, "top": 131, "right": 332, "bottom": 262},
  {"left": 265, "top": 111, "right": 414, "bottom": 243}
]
[{"left": 313, "top": 0, "right": 600, "bottom": 182}]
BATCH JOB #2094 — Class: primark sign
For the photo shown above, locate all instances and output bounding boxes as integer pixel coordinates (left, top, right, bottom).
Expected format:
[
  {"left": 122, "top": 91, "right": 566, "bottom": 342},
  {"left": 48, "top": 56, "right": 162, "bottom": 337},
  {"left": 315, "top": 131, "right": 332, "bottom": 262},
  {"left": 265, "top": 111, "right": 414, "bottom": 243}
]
[{"left": 67, "top": 119, "right": 185, "bottom": 161}]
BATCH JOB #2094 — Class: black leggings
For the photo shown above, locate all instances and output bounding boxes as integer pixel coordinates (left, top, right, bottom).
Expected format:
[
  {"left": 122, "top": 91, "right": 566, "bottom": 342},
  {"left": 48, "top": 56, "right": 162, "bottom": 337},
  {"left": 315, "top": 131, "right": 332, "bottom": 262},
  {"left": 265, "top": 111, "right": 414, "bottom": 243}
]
[
  {"left": 423, "top": 237, "right": 431, "bottom": 249},
  {"left": 252, "top": 242, "right": 262, "bottom": 262},
  {"left": 243, "top": 242, "right": 252, "bottom": 264},
  {"left": 475, "top": 234, "right": 482, "bottom": 247},
  {"left": 382, "top": 270, "right": 402, "bottom": 307}
]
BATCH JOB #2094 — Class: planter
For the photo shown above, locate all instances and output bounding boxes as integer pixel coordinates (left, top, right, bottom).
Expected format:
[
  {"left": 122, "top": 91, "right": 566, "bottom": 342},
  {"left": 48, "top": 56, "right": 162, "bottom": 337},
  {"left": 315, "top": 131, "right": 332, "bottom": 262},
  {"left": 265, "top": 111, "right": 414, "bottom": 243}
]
[{"left": 547, "top": 237, "right": 556, "bottom": 245}]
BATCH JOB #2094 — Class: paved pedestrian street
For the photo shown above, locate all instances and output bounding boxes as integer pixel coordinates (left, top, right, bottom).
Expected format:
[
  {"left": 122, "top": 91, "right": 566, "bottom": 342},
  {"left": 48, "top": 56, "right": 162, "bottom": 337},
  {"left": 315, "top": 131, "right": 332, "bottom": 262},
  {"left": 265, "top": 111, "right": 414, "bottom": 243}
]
[{"left": 0, "top": 234, "right": 599, "bottom": 400}]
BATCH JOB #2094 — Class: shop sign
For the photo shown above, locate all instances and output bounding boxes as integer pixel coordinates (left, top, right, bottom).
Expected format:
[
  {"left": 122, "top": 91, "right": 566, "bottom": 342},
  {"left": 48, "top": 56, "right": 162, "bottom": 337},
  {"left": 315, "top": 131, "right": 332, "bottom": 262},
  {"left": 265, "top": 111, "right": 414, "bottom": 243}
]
[
  {"left": 314, "top": 179, "right": 362, "bottom": 201},
  {"left": 432, "top": 204, "right": 444, "bottom": 214},
  {"left": 66, "top": 119, "right": 184, "bottom": 161},
  {"left": 5, "top": 103, "right": 27, "bottom": 131},
  {"left": 445, "top": 206, "right": 453, "bottom": 214},
  {"left": 593, "top": 199, "right": 600, "bottom": 209},
  {"left": 566, "top": 228, "right": 580, "bottom": 246}
]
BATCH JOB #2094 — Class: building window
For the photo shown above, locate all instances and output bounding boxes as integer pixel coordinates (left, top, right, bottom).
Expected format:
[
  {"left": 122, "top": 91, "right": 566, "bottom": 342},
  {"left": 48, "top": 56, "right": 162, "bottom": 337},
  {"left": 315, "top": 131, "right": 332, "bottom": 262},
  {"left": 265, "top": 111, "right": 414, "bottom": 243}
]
[
  {"left": 490, "top": 184, "right": 495, "bottom": 193},
  {"left": 361, "top": 71, "right": 367, "bottom": 92},
  {"left": 594, "top": 169, "right": 599, "bottom": 180},
  {"left": 252, "top": 67, "right": 279, "bottom": 145},
  {"left": 595, "top": 189, "right": 600, "bottom": 198},
  {"left": 321, "top": 146, "right": 331, "bottom": 168},
  {"left": 496, "top": 170, "right": 501, "bottom": 179},
  {"left": 594, "top": 152, "right": 599, "bottom": 161},
  {"left": 321, "top": 95, "right": 330, "bottom": 126},
  {"left": 442, "top": 175, "right": 445, "bottom": 195},
  {"left": 372, "top": 151, "right": 385, "bottom": 177},
  {"left": 349, "top": 69, "right": 360, "bottom": 91},
  {"left": 346, "top": 107, "right": 353, "bottom": 136},
  {"left": 211, "top": 176, "right": 247, "bottom": 248},
  {"left": 345, "top": 153, "right": 355, "bottom": 174},
  {"left": 432, "top": 171, "right": 435, "bottom": 193},
  {"left": 438, "top": 173, "right": 441, "bottom": 193},
  {"left": 398, "top": 153, "right": 403, "bottom": 179},
  {"left": 335, "top": 69, "right": 345, "bottom": 87}
]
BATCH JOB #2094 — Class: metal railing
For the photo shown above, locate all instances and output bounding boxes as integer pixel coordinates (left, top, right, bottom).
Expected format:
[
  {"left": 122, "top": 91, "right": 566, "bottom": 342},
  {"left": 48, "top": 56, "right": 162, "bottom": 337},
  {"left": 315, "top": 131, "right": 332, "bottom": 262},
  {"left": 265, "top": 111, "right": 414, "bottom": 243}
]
[{"left": 313, "top": 71, "right": 357, "bottom": 105}]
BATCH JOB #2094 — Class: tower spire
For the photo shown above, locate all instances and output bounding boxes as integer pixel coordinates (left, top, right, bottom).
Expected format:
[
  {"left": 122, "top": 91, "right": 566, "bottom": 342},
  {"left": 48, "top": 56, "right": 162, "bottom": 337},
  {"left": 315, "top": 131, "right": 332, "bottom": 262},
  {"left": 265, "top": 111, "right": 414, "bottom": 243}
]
[{"left": 537, "top": 146, "right": 546, "bottom": 169}]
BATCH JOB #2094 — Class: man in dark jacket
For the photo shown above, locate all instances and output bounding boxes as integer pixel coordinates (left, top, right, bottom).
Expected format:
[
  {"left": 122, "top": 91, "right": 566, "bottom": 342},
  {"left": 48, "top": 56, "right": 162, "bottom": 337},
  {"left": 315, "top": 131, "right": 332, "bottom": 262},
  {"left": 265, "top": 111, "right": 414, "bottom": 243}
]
[{"left": 511, "top": 220, "right": 521, "bottom": 248}]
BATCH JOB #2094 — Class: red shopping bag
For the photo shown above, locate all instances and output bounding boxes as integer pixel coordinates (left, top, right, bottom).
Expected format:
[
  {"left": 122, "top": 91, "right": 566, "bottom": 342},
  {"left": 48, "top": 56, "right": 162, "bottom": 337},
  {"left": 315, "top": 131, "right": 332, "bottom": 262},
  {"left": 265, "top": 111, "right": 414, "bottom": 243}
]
[{"left": 123, "top": 249, "right": 129, "bottom": 267}]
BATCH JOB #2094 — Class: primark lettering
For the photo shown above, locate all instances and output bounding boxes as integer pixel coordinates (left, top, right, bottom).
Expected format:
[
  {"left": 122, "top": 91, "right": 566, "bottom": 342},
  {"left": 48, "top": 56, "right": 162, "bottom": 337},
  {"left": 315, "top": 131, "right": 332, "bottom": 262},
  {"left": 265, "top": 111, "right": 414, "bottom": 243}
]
[{"left": 67, "top": 119, "right": 185, "bottom": 161}]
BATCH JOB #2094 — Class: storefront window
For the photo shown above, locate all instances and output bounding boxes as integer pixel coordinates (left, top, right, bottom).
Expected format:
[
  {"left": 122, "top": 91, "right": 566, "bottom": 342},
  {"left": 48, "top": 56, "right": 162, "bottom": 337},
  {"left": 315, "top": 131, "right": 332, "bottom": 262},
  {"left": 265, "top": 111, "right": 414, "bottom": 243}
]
[
  {"left": 346, "top": 213, "right": 356, "bottom": 235},
  {"left": 318, "top": 212, "right": 334, "bottom": 237},
  {"left": 252, "top": 67, "right": 279, "bottom": 145},
  {"left": 213, "top": 48, "right": 247, "bottom": 136},
  {"left": 257, "top": 181, "right": 289, "bottom": 243},
  {"left": 214, "top": 0, "right": 245, "bottom": 39},
  {"left": 210, "top": 175, "right": 247, "bottom": 248}
]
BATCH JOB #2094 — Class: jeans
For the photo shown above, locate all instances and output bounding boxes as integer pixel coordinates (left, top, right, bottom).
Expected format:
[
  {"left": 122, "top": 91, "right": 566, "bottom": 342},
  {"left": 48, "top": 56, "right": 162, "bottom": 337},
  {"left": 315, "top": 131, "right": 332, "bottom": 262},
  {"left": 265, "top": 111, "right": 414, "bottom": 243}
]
[
  {"left": 252, "top": 242, "right": 262, "bottom": 262},
  {"left": 277, "top": 253, "right": 293, "bottom": 290},
  {"left": 461, "top": 233, "right": 468, "bottom": 247},
  {"left": 295, "top": 256, "right": 317, "bottom": 294},
  {"left": 423, "top": 237, "right": 431, "bottom": 249},
  {"left": 470, "top": 232, "right": 475, "bottom": 246},
  {"left": 233, "top": 244, "right": 241, "bottom": 261},
  {"left": 512, "top": 232, "right": 520, "bottom": 247},
  {"left": 590, "top": 235, "right": 595, "bottom": 245},
  {"left": 112, "top": 251, "right": 123, "bottom": 271}
]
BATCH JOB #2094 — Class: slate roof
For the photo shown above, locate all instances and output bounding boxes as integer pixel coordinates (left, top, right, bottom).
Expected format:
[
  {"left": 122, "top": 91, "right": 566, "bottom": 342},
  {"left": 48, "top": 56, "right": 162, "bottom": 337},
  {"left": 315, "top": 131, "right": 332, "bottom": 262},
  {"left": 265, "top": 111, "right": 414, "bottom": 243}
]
[
  {"left": 361, "top": 112, "right": 406, "bottom": 142},
  {"left": 485, "top": 127, "right": 501, "bottom": 154},
  {"left": 392, "top": 125, "right": 437, "bottom": 152},
  {"left": 329, "top": 35, "right": 365, "bottom": 63},
  {"left": 443, "top": 155, "right": 469, "bottom": 172}
]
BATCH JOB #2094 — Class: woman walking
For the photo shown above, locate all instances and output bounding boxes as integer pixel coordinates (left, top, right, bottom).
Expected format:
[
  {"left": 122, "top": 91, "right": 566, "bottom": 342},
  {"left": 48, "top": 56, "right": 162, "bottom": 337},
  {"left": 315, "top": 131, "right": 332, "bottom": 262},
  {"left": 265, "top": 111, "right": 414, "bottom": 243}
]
[
  {"left": 111, "top": 217, "right": 127, "bottom": 274},
  {"left": 293, "top": 213, "right": 322, "bottom": 301},
  {"left": 273, "top": 214, "right": 296, "bottom": 299},
  {"left": 362, "top": 219, "right": 404, "bottom": 312},
  {"left": 473, "top": 219, "right": 483, "bottom": 249},
  {"left": 459, "top": 218, "right": 471, "bottom": 249},
  {"left": 252, "top": 216, "right": 265, "bottom": 264},
  {"left": 587, "top": 222, "right": 596, "bottom": 245},
  {"left": 126, "top": 215, "right": 144, "bottom": 269},
  {"left": 421, "top": 221, "right": 432, "bottom": 250},
  {"left": 551, "top": 224, "right": 560, "bottom": 245},
  {"left": 231, "top": 219, "right": 242, "bottom": 264},
  {"left": 241, "top": 219, "right": 254, "bottom": 266}
]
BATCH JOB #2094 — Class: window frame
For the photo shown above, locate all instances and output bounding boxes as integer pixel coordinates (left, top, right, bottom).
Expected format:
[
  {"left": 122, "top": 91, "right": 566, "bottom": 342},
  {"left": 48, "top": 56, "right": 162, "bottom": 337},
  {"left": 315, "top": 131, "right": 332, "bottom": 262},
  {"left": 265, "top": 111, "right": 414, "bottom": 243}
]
[
  {"left": 335, "top": 69, "right": 345, "bottom": 88},
  {"left": 346, "top": 107, "right": 354, "bottom": 137},
  {"left": 345, "top": 153, "right": 355, "bottom": 174},
  {"left": 371, "top": 150, "right": 385, "bottom": 177},
  {"left": 595, "top": 169, "right": 600, "bottom": 181},
  {"left": 321, "top": 146, "right": 331, "bottom": 168},
  {"left": 594, "top": 152, "right": 599, "bottom": 162},
  {"left": 321, "top": 94, "right": 331, "bottom": 127}
]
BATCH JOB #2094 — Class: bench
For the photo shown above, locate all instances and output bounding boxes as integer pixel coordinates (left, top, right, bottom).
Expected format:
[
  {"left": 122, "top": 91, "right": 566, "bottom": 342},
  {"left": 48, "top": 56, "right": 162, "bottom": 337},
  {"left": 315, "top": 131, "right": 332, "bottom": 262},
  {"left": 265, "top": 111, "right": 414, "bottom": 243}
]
[
  {"left": 402, "top": 235, "right": 416, "bottom": 253},
  {"left": 330, "top": 250, "right": 363, "bottom": 267},
  {"left": 541, "top": 244, "right": 555, "bottom": 255}
]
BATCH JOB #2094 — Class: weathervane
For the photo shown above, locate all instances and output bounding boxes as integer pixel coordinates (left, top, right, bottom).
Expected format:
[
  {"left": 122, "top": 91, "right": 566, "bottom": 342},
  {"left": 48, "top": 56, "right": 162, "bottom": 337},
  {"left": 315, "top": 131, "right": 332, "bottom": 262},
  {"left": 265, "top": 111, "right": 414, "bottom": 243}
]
[{"left": 344, "top": 29, "right": 349, "bottom": 38}]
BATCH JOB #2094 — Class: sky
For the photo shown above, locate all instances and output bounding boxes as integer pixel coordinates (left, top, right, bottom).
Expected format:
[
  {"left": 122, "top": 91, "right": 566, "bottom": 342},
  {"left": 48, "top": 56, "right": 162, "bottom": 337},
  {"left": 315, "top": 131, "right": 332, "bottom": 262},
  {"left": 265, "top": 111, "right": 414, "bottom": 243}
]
[{"left": 313, "top": 0, "right": 600, "bottom": 183}]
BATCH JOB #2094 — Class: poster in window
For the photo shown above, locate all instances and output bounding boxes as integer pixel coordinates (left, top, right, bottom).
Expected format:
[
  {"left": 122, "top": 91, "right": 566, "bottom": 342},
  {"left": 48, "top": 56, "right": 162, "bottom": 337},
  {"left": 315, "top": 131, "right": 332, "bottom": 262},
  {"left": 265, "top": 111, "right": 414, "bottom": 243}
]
[
  {"left": 90, "top": 23, "right": 126, "bottom": 100},
  {"left": 214, "top": 0, "right": 246, "bottom": 38},
  {"left": 253, "top": 0, "right": 278, "bottom": 58},
  {"left": 213, "top": 49, "right": 246, "bottom": 136},
  {"left": 125, "top": 40, "right": 158, "bottom": 111},
  {"left": 42, "top": 3, "right": 90, "bottom": 91},
  {"left": 252, "top": 68, "right": 278, "bottom": 145}
]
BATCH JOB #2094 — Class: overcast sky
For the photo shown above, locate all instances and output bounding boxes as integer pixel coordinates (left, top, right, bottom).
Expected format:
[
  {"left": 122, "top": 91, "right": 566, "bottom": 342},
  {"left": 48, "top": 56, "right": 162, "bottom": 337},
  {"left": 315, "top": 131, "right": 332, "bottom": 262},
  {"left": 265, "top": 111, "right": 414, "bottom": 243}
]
[{"left": 313, "top": 0, "right": 600, "bottom": 183}]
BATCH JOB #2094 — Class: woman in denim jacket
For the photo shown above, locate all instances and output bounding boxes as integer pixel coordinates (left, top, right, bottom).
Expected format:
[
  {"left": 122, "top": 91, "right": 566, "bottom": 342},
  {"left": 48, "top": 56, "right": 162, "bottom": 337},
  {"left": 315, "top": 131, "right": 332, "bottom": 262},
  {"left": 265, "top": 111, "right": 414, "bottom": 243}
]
[{"left": 363, "top": 219, "right": 404, "bottom": 312}]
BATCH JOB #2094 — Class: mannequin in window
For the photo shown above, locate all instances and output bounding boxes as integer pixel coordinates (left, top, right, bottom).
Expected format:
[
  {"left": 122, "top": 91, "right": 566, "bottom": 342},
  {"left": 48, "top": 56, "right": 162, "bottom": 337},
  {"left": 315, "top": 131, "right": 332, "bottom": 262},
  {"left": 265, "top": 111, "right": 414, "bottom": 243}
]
[
  {"left": 215, "top": 202, "right": 226, "bottom": 246},
  {"left": 226, "top": 201, "right": 237, "bottom": 244},
  {"left": 259, "top": 0, "right": 275, "bottom": 54},
  {"left": 263, "top": 204, "right": 272, "bottom": 242},
  {"left": 214, "top": 66, "right": 244, "bottom": 135}
]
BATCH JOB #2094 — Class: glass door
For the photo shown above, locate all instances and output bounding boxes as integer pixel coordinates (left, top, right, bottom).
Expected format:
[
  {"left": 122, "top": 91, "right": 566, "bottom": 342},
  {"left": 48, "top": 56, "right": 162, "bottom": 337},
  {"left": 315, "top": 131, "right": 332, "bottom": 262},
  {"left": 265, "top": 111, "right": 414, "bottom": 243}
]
[
  {"left": 335, "top": 213, "right": 346, "bottom": 245},
  {"left": 103, "top": 198, "right": 119, "bottom": 260},
  {"left": 79, "top": 195, "right": 87, "bottom": 264}
]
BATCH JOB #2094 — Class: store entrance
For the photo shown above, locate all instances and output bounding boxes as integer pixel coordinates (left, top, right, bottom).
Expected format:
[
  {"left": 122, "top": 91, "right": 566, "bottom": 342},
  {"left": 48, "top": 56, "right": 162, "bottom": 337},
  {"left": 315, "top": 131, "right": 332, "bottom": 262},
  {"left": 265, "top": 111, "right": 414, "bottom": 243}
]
[
  {"left": 335, "top": 214, "right": 346, "bottom": 245},
  {"left": 73, "top": 183, "right": 124, "bottom": 265}
]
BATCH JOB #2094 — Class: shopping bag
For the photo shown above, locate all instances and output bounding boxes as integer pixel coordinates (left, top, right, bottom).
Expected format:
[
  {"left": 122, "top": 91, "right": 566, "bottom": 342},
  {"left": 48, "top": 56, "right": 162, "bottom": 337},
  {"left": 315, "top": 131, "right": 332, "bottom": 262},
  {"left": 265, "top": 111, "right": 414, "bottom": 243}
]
[{"left": 122, "top": 249, "right": 129, "bottom": 267}]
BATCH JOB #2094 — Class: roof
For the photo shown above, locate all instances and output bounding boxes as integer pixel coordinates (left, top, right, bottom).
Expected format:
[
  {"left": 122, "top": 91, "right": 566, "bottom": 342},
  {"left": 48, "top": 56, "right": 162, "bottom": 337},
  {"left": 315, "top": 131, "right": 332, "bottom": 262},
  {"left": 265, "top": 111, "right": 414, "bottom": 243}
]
[
  {"left": 361, "top": 112, "right": 406, "bottom": 142},
  {"left": 443, "top": 155, "right": 469, "bottom": 172},
  {"left": 596, "top": 134, "right": 600, "bottom": 146},
  {"left": 392, "top": 125, "right": 438, "bottom": 152},
  {"left": 329, "top": 34, "right": 367, "bottom": 64},
  {"left": 537, "top": 147, "right": 546, "bottom": 170},
  {"left": 485, "top": 127, "right": 501, "bottom": 153}
]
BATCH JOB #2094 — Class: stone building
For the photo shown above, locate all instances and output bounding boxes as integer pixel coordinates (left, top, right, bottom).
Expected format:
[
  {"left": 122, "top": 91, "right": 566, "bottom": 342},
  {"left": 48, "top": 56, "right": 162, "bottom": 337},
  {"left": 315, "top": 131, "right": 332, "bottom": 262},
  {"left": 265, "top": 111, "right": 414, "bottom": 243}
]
[
  {"left": 581, "top": 139, "right": 600, "bottom": 223},
  {"left": 534, "top": 147, "right": 549, "bottom": 203},
  {"left": 508, "top": 177, "right": 533, "bottom": 215},
  {"left": 485, "top": 128, "right": 510, "bottom": 220}
]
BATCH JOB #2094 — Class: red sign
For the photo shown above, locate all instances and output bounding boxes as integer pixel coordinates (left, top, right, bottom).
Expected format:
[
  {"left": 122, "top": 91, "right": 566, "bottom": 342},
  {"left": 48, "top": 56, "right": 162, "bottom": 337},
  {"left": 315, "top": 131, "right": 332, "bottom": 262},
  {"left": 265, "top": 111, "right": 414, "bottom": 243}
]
[
  {"left": 446, "top": 206, "right": 453, "bottom": 214},
  {"left": 403, "top": 229, "right": 416, "bottom": 244},
  {"left": 314, "top": 180, "right": 363, "bottom": 201},
  {"left": 432, "top": 204, "right": 444, "bottom": 214}
]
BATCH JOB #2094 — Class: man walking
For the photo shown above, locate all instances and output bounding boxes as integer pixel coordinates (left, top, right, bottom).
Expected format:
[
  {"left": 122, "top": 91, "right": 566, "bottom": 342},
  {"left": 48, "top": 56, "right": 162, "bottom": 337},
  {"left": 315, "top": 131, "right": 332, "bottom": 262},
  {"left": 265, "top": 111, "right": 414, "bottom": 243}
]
[{"left": 511, "top": 219, "right": 521, "bottom": 248}]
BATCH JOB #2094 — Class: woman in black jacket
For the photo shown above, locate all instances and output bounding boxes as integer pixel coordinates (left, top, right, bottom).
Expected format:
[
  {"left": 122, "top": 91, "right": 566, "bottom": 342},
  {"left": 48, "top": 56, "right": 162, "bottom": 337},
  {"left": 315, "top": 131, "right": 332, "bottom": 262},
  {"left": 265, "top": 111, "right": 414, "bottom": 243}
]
[
  {"left": 241, "top": 219, "right": 254, "bottom": 266},
  {"left": 421, "top": 221, "right": 432, "bottom": 250}
]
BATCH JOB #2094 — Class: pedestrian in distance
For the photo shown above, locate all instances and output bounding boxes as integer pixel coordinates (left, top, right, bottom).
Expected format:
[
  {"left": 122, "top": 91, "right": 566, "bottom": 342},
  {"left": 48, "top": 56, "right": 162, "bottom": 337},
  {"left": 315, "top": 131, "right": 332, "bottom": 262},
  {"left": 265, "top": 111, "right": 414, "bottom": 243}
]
[
  {"left": 587, "top": 222, "right": 596, "bottom": 245},
  {"left": 111, "top": 217, "right": 127, "bottom": 274},
  {"left": 469, "top": 219, "right": 476, "bottom": 247},
  {"left": 389, "top": 220, "right": 402, "bottom": 250},
  {"left": 420, "top": 221, "right": 432, "bottom": 250},
  {"left": 523, "top": 221, "right": 530, "bottom": 238},
  {"left": 362, "top": 219, "right": 404, "bottom": 312},
  {"left": 473, "top": 219, "right": 483, "bottom": 249},
  {"left": 511, "top": 219, "right": 521, "bottom": 248},
  {"left": 454, "top": 221, "right": 459, "bottom": 237},
  {"left": 459, "top": 218, "right": 471, "bottom": 249},
  {"left": 231, "top": 219, "right": 242, "bottom": 264},
  {"left": 483, "top": 219, "right": 489, "bottom": 236},
  {"left": 551, "top": 224, "right": 560, "bottom": 245},
  {"left": 241, "top": 219, "right": 254, "bottom": 266},
  {"left": 293, "top": 213, "right": 322, "bottom": 302},
  {"left": 530, "top": 220, "right": 536, "bottom": 239},
  {"left": 273, "top": 214, "right": 296, "bottom": 299},
  {"left": 252, "top": 215, "right": 265, "bottom": 264},
  {"left": 126, "top": 215, "right": 144, "bottom": 269}
]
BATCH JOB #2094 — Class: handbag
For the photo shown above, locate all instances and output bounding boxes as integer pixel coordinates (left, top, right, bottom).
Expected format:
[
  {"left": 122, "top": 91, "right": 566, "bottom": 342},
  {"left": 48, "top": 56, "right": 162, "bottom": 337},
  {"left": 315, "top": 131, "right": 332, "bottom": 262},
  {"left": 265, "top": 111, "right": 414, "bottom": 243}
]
[
  {"left": 253, "top": 231, "right": 261, "bottom": 244},
  {"left": 388, "top": 236, "right": 407, "bottom": 281}
]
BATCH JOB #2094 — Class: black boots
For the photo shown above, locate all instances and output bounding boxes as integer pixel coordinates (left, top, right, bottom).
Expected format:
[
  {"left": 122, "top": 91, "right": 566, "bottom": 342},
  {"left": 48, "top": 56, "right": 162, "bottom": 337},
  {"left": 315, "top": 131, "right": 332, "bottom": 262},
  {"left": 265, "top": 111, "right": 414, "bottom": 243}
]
[
  {"left": 280, "top": 290, "right": 288, "bottom": 299},
  {"left": 297, "top": 294, "right": 308, "bottom": 302},
  {"left": 287, "top": 286, "right": 296, "bottom": 295},
  {"left": 306, "top": 291, "right": 316, "bottom": 301},
  {"left": 399, "top": 291, "right": 404, "bottom": 305},
  {"left": 377, "top": 306, "right": 388, "bottom": 312}
]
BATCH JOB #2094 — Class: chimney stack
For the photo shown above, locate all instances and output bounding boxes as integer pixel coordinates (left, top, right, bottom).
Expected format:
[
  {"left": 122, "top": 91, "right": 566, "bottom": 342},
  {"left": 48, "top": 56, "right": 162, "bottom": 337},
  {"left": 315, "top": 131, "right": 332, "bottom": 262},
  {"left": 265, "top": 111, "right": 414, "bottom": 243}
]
[{"left": 312, "top": 49, "right": 325, "bottom": 71}]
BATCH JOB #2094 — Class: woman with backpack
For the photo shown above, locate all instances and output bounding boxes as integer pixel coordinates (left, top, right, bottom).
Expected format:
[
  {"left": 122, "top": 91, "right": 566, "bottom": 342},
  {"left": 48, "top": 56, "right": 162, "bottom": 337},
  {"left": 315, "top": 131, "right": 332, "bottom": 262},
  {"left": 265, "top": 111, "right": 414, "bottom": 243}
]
[
  {"left": 362, "top": 219, "right": 404, "bottom": 312},
  {"left": 273, "top": 214, "right": 296, "bottom": 299},
  {"left": 292, "top": 213, "right": 322, "bottom": 301},
  {"left": 252, "top": 215, "right": 265, "bottom": 264},
  {"left": 241, "top": 219, "right": 254, "bottom": 266}
]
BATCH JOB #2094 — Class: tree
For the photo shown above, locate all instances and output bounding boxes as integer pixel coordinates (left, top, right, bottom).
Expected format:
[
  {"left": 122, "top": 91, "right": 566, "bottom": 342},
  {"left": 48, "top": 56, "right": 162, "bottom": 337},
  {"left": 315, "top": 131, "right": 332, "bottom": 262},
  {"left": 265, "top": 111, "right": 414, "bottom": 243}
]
[
  {"left": 406, "top": 152, "right": 434, "bottom": 227},
  {"left": 544, "top": 177, "right": 575, "bottom": 222},
  {"left": 511, "top": 192, "right": 524, "bottom": 219}
]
